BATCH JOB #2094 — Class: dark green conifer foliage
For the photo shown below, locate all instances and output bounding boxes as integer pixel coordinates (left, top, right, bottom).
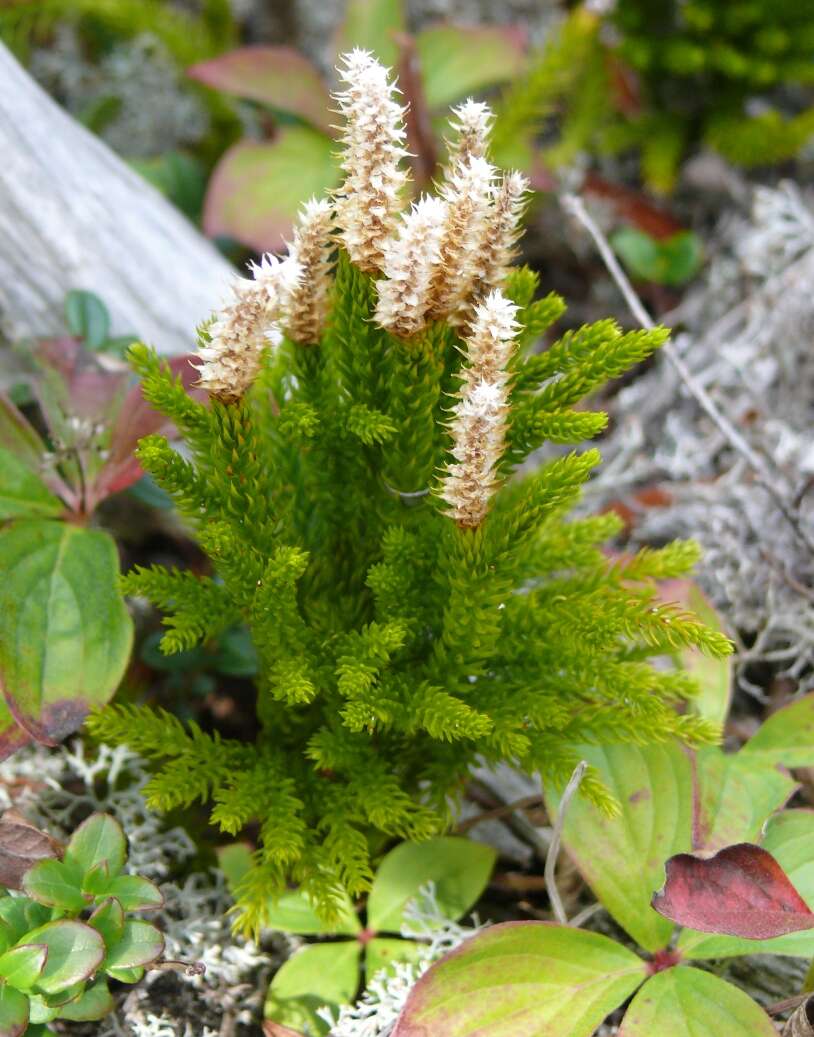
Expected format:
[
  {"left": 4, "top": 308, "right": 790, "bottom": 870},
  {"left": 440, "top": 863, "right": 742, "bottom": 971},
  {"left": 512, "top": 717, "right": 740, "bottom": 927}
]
[{"left": 88, "top": 60, "right": 732, "bottom": 934}]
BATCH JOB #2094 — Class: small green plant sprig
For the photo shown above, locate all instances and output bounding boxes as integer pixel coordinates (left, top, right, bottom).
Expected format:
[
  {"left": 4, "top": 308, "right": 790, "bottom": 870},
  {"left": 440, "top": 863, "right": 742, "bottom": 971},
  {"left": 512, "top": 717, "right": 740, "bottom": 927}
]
[
  {"left": 88, "top": 49, "right": 731, "bottom": 933},
  {"left": 494, "top": 1, "right": 814, "bottom": 193},
  {"left": 221, "top": 835, "right": 494, "bottom": 1035},
  {"left": 0, "top": 813, "right": 164, "bottom": 1037}
]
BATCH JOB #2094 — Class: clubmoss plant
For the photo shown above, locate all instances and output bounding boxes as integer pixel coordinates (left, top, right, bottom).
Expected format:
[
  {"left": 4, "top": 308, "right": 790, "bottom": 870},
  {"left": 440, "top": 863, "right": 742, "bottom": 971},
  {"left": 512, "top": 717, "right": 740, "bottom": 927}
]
[{"left": 88, "top": 49, "right": 732, "bottom": 933}]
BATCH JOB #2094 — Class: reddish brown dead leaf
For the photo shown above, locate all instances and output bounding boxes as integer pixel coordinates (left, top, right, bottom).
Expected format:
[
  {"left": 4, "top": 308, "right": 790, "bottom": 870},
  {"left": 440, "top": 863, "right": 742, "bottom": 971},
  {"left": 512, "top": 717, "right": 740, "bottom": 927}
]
[
  {"left": 0, "top": 810, "right": 61, "bottom": 889},
  {"left": 652, "top": 843, "right": 814, "bottom": 939}
]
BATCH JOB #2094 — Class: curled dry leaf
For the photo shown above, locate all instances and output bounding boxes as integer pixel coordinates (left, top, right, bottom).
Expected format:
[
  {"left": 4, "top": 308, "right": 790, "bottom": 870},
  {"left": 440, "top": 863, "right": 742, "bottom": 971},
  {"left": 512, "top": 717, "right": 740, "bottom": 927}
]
[
  {"left": 0, "top": 810, "right": 61, "bottom": 889},
  {"left": 652, "top": 843, "right": 814, "bottom": 939},
  {"left": 783, "top": 996, "right": 814, "bottom": 1037}
]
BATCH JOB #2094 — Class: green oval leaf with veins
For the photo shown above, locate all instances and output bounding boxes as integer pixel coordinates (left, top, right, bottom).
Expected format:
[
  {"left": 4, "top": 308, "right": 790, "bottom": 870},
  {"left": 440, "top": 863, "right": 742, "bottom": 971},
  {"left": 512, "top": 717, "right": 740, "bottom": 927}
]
[
  {"left": 692, "top": 747, "right": 796, "bottom": 853},
  {"left": 58, "top": 980, "right": 115, "bottom": 1022},
  {"left": 263, "top": 886, "right": 360, "bottom": 936},
  {"left": 0, "top": 450, "right": 62, "bottom": 520},
  {"left": 104, "top": 920, "right": 164, "bottom": 971},
  {"left": 544, "top": 743, "right": 693, "bottom": 952},
  {"left": 680, "top": 809, "right": 814, "bottom": 959},
  {"left": 392, "top": 922, "right": 647, "bottom": 1037},
  {"left": 22, "top": 859, "right": 87, "bottom": 912},
  {"left": 0, "top": 521, "right": 133, "bottom": 745},
  {"left": 0, "top": 984, "right": 29, "bottom": 1037},
  {"left": 367, "top": 837, "right": 496, "bottom": 933},
  {"left": 264, "top": 941, "right": 361, "bottom": 1036},
  {"left": 204, "top": 130, "right": 339, "bottom": 254},
  {"left": 104, "top": 875, "right": 163, "bottom": 912},
  {"left": 415, "top": 25, "right": 525, "bottom": 110},
  {"left": 618, "top": 966, "right": 775, "bottom": 1035},
  {"left": 26, "top": 921, "right": 104, "bottom": 993},
  {"left": 188, "top": 47, "right": 333, "bottom": 134},
  {"left": 0, "top": 944, "right": 47, "bottom": 988},
  {"left": 67, "top": 813, "right": 127, "bottom": 877},
  {"left": 740, "top": 693, "right": 814, "bottom": 766}
]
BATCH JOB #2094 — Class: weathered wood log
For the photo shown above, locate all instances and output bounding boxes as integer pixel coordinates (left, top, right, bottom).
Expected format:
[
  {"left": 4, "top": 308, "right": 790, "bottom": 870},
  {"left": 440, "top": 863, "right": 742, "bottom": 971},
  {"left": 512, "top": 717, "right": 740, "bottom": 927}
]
[{"left": 0, "top": 42, "right": 235, "bottom": 355}]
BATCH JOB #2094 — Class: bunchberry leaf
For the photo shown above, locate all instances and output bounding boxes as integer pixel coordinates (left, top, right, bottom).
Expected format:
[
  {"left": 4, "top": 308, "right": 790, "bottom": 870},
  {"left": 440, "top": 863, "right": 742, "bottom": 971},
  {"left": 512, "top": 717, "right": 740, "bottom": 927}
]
[
  {"left": 103, "top": 875, "right": 163, "bottom": 912},
  {"left": 653, "top": 843, "right": 814, "bottom": 939},
  {"left": 392, "top": 922, "right": 647, "bottom": 1037},
  {"left": 103, "top": 921, "right": 164, "bottom": 971},
  {"left": 22, "top": 859, "right": 87, "bottom": 913},
  {"left": 0, "top": 983, "right": 29, "bottom": 1037},
  {"left": 0, "top": 943, "right": 47, "bottom": 989},
  {"left": 265, "top": 942, "right": 361, "bottom": 1037},
  {"left": 66, "top": 813, "right": 126, "bottom": 878},
  {"left": 25, "top": 921, "right": 105, "bottom": 994},
  {"left": 364, "top": 936, "right": 423, "bottom": 980},
  {"left": 366, "top": 837, "right": 496, "bottom": 933},
  {"left": 618, "top": 967, "right": 776, "bottom": 1036}
]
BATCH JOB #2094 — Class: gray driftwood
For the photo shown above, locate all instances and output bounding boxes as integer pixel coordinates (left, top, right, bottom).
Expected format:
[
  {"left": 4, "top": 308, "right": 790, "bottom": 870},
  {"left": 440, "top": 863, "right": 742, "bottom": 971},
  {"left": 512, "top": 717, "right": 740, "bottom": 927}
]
[{"left": 0, "top": 42, "right": 235, "bottom": 355}]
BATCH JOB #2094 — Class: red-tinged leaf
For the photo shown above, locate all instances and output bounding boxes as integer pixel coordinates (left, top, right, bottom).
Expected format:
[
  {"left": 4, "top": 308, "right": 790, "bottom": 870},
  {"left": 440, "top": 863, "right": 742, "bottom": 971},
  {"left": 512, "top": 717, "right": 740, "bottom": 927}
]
[
  {"left": 692, "top": 748, "right": 796, "bottom": 854},
  {"left": 583, "top": 173, "right": 682, "bottom": 240},
  {"left": 0, "top": 811, "right": 61, "bottom": 890},
  {"left": 203, "top": 130, "right": 339, "bottom": 253},
  {"left": 188, "top": 47, "right": 333, "bottom": 135},
  {"left": 0, "top": 394, "right": 46, "bottom": 473},
  {"left": 652, "top": 843, "right": 814, "bottom": 939},
  {"left": 33, "top": 338, "right": 129, "bottom": 428},
  {"left": 415, "top": 23, "right": 527, "bottom": 110},
  {"left": 395, "top": 33, "right": 436, "bottom": 188},
  {"left": 94, "top": 355, "right": 202, "bottom": 500},
  {"left": 0, "top": 702, "right": 31, "bottom": 764},
  {"left": 391, "top": 922, "right": 646, "bottom": 1037},
  {"left": 263, "top": 1022, "right": 306, "bottom": 1037}
]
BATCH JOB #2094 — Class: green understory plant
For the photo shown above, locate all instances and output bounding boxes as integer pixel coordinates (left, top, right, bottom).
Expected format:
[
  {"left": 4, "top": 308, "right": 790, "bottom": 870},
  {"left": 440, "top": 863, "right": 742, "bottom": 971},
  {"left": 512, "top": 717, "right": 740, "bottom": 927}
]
[
  {"left": 0, "top": 812, "right": 164, "bottom": 1036},
  {"left": 391, "top": 691, "right": 814, "bottom": 1035},
  {"left": 494, "top": 1, "right": 814, "bottom": 193},
  {"left": 88, "top": 48, "right": 731, "bottom": 934},
  {"left": 0, "top": 293, "right": 202, "bottom": 758},
  {"left": 222, "top": 835, "right": 493, "bottom": 1035}
]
